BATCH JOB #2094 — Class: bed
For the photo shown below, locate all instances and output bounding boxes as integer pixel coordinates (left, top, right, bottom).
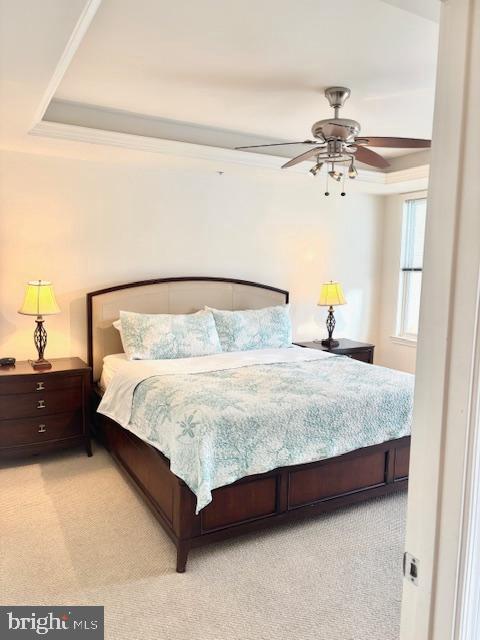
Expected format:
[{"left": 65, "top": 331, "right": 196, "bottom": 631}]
[{"left": 88, "top": 277, "right": 412, "bottom": 572}]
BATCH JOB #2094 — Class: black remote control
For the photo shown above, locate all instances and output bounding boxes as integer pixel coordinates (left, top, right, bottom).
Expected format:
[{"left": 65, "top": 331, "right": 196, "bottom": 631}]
[{"left": 0, "top": 357, "right": 16, "bottom": 366}]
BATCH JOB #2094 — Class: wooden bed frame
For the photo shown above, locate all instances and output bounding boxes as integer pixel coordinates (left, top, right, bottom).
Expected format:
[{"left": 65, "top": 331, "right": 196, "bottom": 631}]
[{"left": 87, "top": 277, "right": 410, "bottom": 572}]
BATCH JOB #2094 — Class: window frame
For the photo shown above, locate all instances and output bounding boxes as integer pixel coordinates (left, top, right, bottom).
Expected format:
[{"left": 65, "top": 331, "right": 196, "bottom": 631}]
[{"left": 395, "top": 191, "right": 428, "bottom": 344}]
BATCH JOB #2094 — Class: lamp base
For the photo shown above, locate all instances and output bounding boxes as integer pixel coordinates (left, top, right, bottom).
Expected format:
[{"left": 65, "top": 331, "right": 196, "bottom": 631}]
[
  {"left": 319, "top": 338, "right": 339, "bottom": 349},
  {"left": 29, "top": 358, "right": 52, "bottom": 371},
  {"left": 31, "top": 316, "right": 50, "bottom": 370}
]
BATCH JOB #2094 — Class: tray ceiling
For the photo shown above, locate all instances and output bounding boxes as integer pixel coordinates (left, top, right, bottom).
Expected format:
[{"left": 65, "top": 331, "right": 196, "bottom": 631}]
[{"left": 48, "top": 0, "right": 439, "bottom": 161}]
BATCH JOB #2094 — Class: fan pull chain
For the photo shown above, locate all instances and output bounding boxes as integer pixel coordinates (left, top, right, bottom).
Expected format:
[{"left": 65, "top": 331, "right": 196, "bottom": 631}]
[
  {"left": 325, "top": 169, "right": 330, "bottom": 196},
  {"left": 341, "top": 167, "right": 346, "bottom": 196}
]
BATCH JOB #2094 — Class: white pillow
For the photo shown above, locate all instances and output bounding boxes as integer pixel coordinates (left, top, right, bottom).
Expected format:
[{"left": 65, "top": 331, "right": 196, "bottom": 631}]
[{"left": 117, "top": 310, "right": 222, "bottom": 360}]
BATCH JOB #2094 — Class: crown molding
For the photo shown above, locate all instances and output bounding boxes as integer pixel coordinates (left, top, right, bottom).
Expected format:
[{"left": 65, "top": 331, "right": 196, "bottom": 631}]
[
  {"left": 29, "top": 120, "right": 305, "bottom": 171},
  {"left": 385, "top": 164, "right": 430, "bottom": 184},
  {"left": 31, "top": 0, "right": 103, "bottom": 127},
  {"left": 29, "top": 120, "right": 386, "bottom": 179},
  {"left": 29, "top": 119, "right": 428, "bottom": 192}
]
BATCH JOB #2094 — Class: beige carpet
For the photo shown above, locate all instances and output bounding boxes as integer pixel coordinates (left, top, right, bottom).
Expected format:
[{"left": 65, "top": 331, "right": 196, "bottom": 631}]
[{"left": 1, "top": 445, "right": 406, "bottom": 640}]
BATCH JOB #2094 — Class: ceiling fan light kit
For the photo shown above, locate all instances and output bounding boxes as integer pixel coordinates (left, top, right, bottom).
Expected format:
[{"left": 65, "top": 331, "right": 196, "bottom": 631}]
[
  {"left": 348, "top": 157, "right": 358, "bottom": 179},
  {"left": 236, "top": 86, "right": 431, "bottom": 196},
  {"left": 328, "top": 169, "right": 343, "bottom": 182},
  {"left": 309, "top": 161, "right": 323, "bottom": 176}
]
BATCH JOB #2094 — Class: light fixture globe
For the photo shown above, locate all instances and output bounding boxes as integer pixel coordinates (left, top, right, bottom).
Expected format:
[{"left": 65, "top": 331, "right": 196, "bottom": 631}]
[
  {"left": 328, "top": 170, "right": 343, "bottom": 182},
  {"left": 348, "top": 158, "right": 358, "bottom": 179},
  {"left": 309, "top": 161, "right": 323, "bottom": 176}
]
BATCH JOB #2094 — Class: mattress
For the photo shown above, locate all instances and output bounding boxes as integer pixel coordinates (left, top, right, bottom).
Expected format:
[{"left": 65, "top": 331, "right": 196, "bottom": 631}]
[{"left": 98, "top": 347, "right": 414, "bottom": 513}]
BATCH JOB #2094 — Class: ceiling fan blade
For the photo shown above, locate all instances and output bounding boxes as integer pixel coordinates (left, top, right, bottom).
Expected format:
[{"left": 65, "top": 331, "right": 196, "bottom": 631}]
[
  {"left": 281, "top": 147, "right": 324, "bottom": 168},
  {"left": 355, "top": 146, "right": 390, "bottom": 169},
  {"left": 235, "top": 140, "right": 318, "bottom": 150},
  {"left": 359, "top": 137, "right": 431, "bottom": 149}
]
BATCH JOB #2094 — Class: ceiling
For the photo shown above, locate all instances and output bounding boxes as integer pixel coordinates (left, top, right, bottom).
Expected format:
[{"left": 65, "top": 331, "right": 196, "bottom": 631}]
[
  {"left": 48, "top": 0, "right": 439, "bottom": 163},
  {"left": 0, "top": 0, "right": 439, "bottom": 181}
]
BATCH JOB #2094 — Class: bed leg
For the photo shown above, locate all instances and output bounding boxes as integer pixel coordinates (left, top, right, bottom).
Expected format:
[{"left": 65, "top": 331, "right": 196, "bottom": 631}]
[
  {"left": 176, "top": 542, "right": 190, "bottom": 573},
  {"left": 85, "top": 436, "right": 93, "bottom": 457}
]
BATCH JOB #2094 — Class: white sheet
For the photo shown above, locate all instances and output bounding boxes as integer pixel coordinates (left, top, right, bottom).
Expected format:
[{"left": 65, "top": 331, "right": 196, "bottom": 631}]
[
  {"left": 99, "top": 353, "right": 128, "bottom": 390},
  {"left": 98, "top": 346, "right": 333, "bottom": 428}
]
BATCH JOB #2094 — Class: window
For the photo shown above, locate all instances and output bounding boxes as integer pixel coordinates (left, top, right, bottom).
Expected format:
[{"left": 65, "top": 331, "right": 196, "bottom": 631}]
[{"left": 397, "top": 196, "right": 427, "bottom": 340}]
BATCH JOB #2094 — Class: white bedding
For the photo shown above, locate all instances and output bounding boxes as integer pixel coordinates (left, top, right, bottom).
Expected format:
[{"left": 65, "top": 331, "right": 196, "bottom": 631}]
[
  {"left": 97, "top": 346, "right": 414, "bottom": 512},
  {"left": 98, "top": 346, "right": 333, "bottom": 427},
  {"left": 100, "top": 353, "right": 128, "bottom": 390}
]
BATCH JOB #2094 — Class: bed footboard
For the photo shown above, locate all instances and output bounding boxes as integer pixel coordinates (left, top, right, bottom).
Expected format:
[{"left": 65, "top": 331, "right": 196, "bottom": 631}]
[{"left": 96, "top": 412, "right": 410, "bottom": 572}]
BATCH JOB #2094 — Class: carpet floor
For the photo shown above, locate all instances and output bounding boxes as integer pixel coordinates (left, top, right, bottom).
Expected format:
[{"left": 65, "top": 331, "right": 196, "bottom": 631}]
[{"left": 1, "top": 445, "right": 406, "bottom": 640}]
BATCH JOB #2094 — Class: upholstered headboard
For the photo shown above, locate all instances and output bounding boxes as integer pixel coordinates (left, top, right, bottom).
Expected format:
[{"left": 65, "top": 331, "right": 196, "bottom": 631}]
[{"left": 87, "top": 277, "right": 289, "bottom": 381}]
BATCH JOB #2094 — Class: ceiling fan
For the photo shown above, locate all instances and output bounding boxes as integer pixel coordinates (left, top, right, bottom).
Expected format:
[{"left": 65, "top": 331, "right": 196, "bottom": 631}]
[{"left": 236, "top": 86, "right": 431, "bottom": 195}]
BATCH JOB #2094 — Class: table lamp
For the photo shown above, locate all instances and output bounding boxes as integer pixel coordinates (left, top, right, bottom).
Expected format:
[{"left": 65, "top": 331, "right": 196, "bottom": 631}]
[
  {"left": 18, "top": 280, "right": 60, "bottom": 369},
  {"left": 317, "top": 281, "right": 346, "bottom": 348}
]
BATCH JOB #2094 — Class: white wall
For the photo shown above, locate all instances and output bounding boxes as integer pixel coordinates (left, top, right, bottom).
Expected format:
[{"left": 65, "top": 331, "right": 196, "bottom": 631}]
[
  {"left": 375, "top": 193, "right": 418, "bottom": 373},
  {"left": 0, "top": 148, "right": 384, "bottom": 363}
]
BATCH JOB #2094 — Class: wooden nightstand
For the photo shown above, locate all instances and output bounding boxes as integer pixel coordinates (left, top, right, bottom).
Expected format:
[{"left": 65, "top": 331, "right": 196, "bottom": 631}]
[
  {"left": 294, "top": 338, "right": 375, "bottom": 364},
  {"left": 0, "top": 358, "right": 92, "bottom": 459}
]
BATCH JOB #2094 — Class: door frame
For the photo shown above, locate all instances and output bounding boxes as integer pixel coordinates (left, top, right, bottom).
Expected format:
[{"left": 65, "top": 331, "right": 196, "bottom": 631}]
[{"left": 400, "top": 1, "right": 480, "bottom": 638}]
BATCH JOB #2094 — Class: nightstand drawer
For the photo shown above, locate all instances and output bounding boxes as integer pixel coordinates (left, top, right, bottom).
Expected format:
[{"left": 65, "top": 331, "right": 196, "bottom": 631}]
[
  {"left": 348, "top": 350, "right": 373, "bottom": 364},
  {"left": 0, "top": 374, "right": 81, "bottom": 396},
  {"left": 0, "top": 387, "right": 82, "bottom": 420},
  {"left": 0, "top": 411, "right": 83, "bottom": 448}
]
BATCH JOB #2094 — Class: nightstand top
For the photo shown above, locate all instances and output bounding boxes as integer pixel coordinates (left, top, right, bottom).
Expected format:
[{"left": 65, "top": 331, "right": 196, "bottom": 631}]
[
  {"left": 294, "top": 339, "right": 374, "bottom": 354},
  {"left": 0, "top": 357, "right": 89, "bottom": 378}
]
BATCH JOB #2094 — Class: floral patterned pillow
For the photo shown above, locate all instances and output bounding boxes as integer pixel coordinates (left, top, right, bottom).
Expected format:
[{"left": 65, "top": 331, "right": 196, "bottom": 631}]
[
  {"left": 119, "top": 310, "right": 222, "bottom": 360},
  {"left": 207, "top": 305, "right": 292, "bottom": 352}
]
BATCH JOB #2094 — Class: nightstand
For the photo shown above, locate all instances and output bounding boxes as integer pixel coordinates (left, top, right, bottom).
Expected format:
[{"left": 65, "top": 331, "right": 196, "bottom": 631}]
[
  {"left": 0, "top": 358, "right": 92, "bottom": 459},
  {"left": 294, "top": 338, "right": 375, "bottom": 364}
]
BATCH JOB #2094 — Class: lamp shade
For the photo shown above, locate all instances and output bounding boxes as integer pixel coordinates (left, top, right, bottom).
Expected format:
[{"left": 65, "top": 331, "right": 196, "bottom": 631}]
[
  {"left": 18, "top": 280, "right": 60, "bottom": 316},
  {"left": 318, "top": 281, "right": 346, "bottom": 307}
]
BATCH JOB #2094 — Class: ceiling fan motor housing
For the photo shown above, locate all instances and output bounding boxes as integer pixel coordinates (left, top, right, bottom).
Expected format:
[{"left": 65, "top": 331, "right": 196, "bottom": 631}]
[
  {"left": 313, "top": 86, "right": 360, "bottom": 142},
  {"left": 311, "top": 118, "right": 361, "bottom": 142}
]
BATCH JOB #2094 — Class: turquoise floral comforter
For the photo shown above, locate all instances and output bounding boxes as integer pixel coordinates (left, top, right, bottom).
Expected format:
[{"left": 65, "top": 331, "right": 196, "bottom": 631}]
[{"left": 129, "top": 355, "right": 414, "bottom": 512}]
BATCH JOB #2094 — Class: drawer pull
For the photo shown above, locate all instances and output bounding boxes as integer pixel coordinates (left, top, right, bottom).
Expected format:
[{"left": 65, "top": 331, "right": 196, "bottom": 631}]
[
  {"left": 36, "top": 381, "right": 45, "bottom": 391},
  {"left": 37, "top": 400, "right": 46, "bottom": 409},
  {"left": 38, "top": 424, "right": 47, "bottom": 433}
]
